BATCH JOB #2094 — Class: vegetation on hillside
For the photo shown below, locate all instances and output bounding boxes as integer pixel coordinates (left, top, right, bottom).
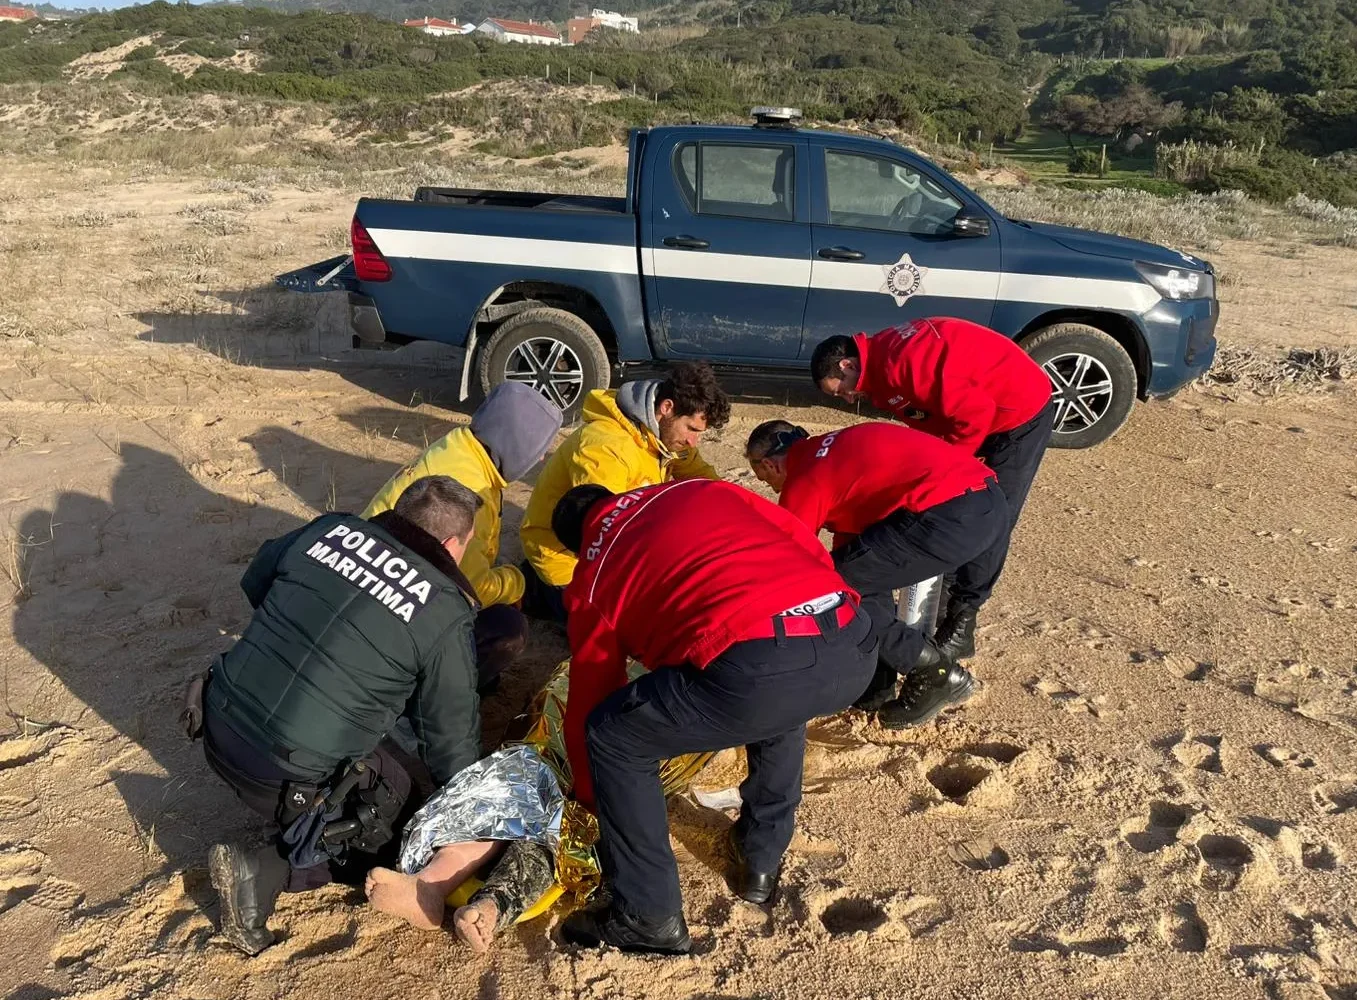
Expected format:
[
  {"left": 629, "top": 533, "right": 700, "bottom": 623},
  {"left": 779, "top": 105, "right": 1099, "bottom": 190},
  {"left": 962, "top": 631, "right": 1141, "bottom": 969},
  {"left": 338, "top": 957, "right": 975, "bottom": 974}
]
[{"left": 0, "top": 0, "right": 1355, "bottom": 205}]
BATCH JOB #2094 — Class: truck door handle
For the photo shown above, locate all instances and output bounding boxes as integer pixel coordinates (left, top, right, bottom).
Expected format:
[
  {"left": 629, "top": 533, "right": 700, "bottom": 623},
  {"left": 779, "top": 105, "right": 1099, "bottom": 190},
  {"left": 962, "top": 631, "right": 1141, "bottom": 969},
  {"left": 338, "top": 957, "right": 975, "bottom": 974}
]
[
  {"left": 818, "top": 246, "right": 865, "bottom": 261},
  {"left": 663, "top": 235, "right": 710, "bottom": 250}
]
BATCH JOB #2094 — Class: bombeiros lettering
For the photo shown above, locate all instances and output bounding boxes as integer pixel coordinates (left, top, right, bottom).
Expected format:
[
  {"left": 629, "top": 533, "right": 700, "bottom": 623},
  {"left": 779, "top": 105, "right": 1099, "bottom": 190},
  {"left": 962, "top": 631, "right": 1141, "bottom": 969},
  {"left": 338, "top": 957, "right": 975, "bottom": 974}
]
[
  {"left": 585, "top": 489, "right": 646, "bottom": 561},
  {"left": 815, "top": 432, "right": 839, "bottom": 459},
  {"left": 306, "top": 522, "right": 436, "bottom": 623}
]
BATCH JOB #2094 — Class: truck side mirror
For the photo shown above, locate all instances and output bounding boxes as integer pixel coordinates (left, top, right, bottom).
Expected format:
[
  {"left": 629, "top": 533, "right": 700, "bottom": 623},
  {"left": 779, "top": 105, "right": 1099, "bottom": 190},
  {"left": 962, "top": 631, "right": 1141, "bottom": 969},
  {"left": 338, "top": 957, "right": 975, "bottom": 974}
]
[{"left": 952, "top": 210, "right": 991, "bottom": 238}]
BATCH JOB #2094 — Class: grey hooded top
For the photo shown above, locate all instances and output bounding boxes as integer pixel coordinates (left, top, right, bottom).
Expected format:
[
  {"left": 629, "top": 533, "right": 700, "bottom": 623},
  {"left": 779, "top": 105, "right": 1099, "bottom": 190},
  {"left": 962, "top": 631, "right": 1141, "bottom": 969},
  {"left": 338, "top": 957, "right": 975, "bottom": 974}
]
[
  {"left": 615, "top": 378, "right": 675, "bottom": 459},
  {"left": 471, "top": 382, "right": 564, "bottom": 482}
]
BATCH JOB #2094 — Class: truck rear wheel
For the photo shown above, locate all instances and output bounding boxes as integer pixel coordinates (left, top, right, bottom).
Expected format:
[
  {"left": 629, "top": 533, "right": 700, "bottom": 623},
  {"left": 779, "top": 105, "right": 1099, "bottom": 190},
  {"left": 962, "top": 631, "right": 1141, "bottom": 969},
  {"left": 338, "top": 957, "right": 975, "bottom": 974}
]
[
  {"left": 1021, "top": 323, "right": 1138, "bottom": 450},
  {"left": 477, "top": 307, "right": 611, "bottom": 420}
]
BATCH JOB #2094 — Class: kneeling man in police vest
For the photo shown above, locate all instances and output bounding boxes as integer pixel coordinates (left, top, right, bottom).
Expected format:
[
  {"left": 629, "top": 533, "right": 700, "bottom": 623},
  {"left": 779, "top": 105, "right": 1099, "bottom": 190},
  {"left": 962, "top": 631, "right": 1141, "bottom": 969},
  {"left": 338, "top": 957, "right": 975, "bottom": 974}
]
[
  {"left": 550, "top": 479, "right": 877, "bottom": 955},
  {"left": 198, "top": 476, "right": 486, "bottom": 955},
  {"left": 746, "top": 420, "right": 1008, "bottom": 729}
]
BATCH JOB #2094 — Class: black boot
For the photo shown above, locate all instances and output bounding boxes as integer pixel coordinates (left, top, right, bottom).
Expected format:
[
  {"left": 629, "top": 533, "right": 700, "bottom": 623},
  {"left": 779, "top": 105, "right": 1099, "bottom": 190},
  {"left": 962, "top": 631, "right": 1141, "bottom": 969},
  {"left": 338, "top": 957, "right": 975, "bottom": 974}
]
[
  {"left": 913, "top": 637, "right": 950, "bottom": 671},
  {"left": 727, "top": 829, "right": 779, "bottom": 905},
  {"left": 209, "top": 842, "right": 287, "bottom": 956},
  {"left": 852, "top": 661, "right": 899, "bottom": 713},
  {"left": 878, "top": 662, "right": 976, "bottom": 730},
  {"left": 561, "top": 900, "right": 692, "bottom": 955},
  {"left": 935, "top": 604, "right": 978, "bottom": 661}
]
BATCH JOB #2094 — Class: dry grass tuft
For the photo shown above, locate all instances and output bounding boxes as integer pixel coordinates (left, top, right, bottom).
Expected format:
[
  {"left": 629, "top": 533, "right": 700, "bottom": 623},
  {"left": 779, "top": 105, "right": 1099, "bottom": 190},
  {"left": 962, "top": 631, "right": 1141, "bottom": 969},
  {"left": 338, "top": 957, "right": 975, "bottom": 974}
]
[{"left": 1199, "top": 345, "right": 1357, "bottom": 392}]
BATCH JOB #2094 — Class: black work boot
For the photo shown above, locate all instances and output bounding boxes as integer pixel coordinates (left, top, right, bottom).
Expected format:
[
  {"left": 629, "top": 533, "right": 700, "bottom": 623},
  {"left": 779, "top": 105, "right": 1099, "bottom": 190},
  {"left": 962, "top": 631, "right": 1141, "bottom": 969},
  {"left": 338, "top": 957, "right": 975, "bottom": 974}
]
[
  {"left": 878, "top": 662, "right": 976, "bottom": 730},
  {"left": 852, "top": 661, "right": 899, "bottom": 713},
  {"left": 209, "top": 842, "right": 287, "bottom": 956},
  {"left": 727, "top": 828, "right": 779, "bottom": 905},
  {"left": 913, "top": 637, "right": 951, "bottom": 672},
  {"left": 561, "top": 900, "right": 692, "bottom": 955},
  {"left": 935, "top": 604, "right": 978, "bottom": 661}
]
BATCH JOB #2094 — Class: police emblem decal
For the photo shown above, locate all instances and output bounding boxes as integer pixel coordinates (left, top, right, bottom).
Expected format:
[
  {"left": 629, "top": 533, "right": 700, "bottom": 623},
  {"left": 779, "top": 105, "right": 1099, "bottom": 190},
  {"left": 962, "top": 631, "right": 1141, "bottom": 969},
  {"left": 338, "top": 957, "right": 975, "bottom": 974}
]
[{"left": 880, "top": 252, "right": 928, "bottom": 306}]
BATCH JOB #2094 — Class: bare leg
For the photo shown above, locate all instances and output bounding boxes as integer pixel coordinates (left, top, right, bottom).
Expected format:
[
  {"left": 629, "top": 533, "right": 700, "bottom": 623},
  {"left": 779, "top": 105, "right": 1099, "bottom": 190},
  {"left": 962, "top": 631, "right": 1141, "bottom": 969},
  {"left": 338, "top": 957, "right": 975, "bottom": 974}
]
[{"left": 365, "top": 841, "right": 503, "bottom": 930}]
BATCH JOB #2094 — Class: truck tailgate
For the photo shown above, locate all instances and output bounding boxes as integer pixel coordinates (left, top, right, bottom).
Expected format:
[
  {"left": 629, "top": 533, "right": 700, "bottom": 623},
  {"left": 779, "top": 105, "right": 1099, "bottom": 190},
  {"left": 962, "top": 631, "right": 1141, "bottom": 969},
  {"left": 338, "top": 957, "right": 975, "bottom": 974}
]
[{"left": 275, "top": 254, "right": 358, "bottom": 294}]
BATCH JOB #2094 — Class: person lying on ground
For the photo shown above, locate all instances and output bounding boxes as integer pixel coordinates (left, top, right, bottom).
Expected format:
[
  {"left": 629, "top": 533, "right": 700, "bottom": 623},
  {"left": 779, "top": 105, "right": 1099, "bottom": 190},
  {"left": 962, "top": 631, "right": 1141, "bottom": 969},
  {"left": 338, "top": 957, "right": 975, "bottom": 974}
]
[
  {"left": 361, "top": 666, "right": 714, "bottom": 954},
  {"left": 363, "top": 743, "right": 560, "bottom": 954}
]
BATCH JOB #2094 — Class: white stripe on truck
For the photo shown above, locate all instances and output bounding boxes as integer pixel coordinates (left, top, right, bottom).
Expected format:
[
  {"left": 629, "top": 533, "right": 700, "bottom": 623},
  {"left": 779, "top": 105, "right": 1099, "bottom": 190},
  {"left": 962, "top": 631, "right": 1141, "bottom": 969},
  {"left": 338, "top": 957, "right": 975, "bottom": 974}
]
[
  {"left": 368, "top": 229, "right": 1160, "bottom": 313},
  {"left": 368, "top": 229, "right": 638, "bottom": 275}
]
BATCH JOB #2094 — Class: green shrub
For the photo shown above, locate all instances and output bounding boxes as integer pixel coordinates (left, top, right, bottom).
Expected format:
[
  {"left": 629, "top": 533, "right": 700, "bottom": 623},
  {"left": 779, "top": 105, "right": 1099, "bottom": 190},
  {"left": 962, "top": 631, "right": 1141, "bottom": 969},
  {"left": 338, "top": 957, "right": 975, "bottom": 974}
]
[
  {"left": 1112, "top": 176, "right": 1189, "bottom": 197},
  {"left": 175, "top": 37, "right": 237, "bottom": 60},
  {"left": 1068, "top": 147, "right": 1103, "bottom": 175},
  {"left": 125, "top": 44, "right": 158, "bottom": 61},
  {"left": 1207, "top": 164, "right": 1299, "bottom": 202}
]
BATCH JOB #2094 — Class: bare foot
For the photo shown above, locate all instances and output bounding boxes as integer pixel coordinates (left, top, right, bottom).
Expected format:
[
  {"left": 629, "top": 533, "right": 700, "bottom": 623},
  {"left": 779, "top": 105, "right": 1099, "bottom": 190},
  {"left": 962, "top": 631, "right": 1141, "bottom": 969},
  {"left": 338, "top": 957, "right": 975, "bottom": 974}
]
[
  {"left": 365, "top": 867, "right": 446, "bottom": 930},
  {"left": 453, "top": 897, "right": 501, "bottom": 953}
]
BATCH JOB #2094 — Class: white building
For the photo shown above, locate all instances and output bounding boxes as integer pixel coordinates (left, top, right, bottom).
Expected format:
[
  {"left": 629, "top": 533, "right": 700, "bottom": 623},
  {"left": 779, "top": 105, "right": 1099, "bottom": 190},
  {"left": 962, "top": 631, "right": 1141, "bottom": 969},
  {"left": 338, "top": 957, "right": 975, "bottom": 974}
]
[
  {"left": 477, "top": 17, "right": 563, "bottom": 44},
  {"left": 589, "top": 8, "right": 638, "bottom": 32},
  {"left": 401, "top": 16, "right": 466, "bottom": 36}
]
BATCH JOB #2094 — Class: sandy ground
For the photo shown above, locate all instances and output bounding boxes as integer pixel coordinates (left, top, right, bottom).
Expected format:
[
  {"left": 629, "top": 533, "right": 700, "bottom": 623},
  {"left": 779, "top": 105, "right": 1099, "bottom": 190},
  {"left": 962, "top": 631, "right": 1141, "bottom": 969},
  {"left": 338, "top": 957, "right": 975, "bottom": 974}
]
[{"left": 2, "top": 156, "right": 1357, "bottom": 1000}]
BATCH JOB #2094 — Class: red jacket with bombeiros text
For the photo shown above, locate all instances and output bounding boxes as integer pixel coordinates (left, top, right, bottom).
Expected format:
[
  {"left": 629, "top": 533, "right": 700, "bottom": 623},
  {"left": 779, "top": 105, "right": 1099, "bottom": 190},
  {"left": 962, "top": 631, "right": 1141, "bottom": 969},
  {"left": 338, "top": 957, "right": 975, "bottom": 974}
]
[
  {"left": 780, "top": 421, "right": 995, "bottom": 543},
  {"left": 855, "top": 317, "right": 1051, "bottom": 454},
  {"left": 562, "top": 479, "right": 853, "bottom": 808}
]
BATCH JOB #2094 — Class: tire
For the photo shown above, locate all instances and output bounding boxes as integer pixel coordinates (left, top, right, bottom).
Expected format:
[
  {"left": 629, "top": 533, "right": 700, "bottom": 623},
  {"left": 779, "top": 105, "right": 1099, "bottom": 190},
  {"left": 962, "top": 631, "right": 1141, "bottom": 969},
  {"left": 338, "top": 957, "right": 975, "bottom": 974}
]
[
  {"left": 1020, "top": 323, "right": 1138, "bottom": 450},
  {"left": 477, "top": 307, "right": 611, "bottom": 421}
]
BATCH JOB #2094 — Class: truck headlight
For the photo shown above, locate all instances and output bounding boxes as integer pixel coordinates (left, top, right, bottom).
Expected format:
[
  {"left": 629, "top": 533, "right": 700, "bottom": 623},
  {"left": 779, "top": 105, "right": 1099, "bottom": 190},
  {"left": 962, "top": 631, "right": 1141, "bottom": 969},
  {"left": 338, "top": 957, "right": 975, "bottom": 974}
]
[{"left": 1135, "top": 261, "right": 1214, "bottom": 301}]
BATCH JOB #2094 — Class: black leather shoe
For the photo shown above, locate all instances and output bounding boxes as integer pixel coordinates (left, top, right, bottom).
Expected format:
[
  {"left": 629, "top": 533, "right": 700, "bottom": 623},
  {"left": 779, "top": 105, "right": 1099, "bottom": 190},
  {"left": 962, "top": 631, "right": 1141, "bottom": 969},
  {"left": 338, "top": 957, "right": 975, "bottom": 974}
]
[
  {"left": 561, "top": 902, "right": 692, "bottom": 955},
  {"left": 935, "top": 605, "right": 978, "bottom": 661},
  {"left": 209, "top": 842, "right": 287, "bottom": 956},
  {"left": 727, "top": 830, "right": 779, "bottom": 905},
  {"left": 851, "top": 661, "right": 899, "bottom": 713},
  {"left": 878, "top": 663, "right": 976, "bottom": 729}
]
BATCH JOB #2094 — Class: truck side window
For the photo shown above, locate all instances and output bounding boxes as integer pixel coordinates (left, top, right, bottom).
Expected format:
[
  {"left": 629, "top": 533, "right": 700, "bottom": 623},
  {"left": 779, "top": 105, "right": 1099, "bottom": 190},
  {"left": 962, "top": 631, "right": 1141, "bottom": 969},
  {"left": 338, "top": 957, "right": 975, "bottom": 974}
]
[
  {"left": 672, "top": 142, "right": 795, "bottom": 222},
  {"left": 824, "top": 150, "right": 961, "bottom": 236}
]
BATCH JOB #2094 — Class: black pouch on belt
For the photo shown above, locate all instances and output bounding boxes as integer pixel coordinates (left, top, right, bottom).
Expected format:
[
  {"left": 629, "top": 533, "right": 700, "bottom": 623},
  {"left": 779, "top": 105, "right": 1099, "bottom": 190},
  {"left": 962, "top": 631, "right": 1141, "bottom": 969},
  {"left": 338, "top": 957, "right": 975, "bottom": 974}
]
[{"left": 279, "top": 761, "right": 368, "bottom": 868}]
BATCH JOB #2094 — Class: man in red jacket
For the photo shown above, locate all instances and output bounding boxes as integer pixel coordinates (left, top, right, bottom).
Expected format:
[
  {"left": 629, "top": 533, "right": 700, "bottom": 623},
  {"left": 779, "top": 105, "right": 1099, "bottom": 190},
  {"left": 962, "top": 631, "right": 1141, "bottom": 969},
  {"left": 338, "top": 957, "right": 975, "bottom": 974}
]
[
  {"left": 549, "top": 480, "right": 876, "bottom": 955},
  {"left": 810, "top": 317, "right": 1055, "bottom": 664},
  {"left": 746, "top": 420, "right": 1007, "bottom": 729}
]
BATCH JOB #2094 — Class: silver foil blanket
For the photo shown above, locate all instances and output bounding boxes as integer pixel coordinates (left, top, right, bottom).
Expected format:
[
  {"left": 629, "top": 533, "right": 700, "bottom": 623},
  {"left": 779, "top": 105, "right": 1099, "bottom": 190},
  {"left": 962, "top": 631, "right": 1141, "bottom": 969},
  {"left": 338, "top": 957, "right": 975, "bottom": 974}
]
[{"left": 398, "top": 744, "right": 564, "bottom": 874}]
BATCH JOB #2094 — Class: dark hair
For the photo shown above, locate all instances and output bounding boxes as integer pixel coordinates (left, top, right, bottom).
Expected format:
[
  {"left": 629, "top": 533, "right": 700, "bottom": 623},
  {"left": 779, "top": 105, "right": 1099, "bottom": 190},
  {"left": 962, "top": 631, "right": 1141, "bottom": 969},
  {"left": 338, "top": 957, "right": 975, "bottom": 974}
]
[
  {"left": 810, "top": 335, "right": 858, "bottom": 383},
  {"left": 552, "top": 484, "right": 615, "bottom": 555},
  {"left": 394, "top": 475, "right": 483, "bottom": 542},
  {"left": 746, "top": 419, "right": 807, "bottom": 459},
  {"left": 656, "top": 361, "right": 731, "bottom": 430}
]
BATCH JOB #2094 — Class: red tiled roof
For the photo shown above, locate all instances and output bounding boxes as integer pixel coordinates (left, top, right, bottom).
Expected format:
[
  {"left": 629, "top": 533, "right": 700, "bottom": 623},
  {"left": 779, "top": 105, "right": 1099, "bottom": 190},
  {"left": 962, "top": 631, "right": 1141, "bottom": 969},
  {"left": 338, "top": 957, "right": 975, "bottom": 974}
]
[
  {"left": 487, "top": 17, "right": 560, "bottom": 38},
  {"left": 0, "top": 6, "right": 37, "bottom": 18},
  {"left": 402, "top": 16, "right": 460, "bottom": 28}
]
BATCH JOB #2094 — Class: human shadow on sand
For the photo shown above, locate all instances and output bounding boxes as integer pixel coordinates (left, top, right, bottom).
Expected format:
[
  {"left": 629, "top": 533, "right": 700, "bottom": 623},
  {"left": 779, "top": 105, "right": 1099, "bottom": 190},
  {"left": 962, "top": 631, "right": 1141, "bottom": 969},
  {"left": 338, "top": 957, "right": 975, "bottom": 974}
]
[
  {"left": 11, "top": 437, "right": 552, "bottom": 882},
  {"left": 134, "top": 284, "right": 477, "bottom": 418}
]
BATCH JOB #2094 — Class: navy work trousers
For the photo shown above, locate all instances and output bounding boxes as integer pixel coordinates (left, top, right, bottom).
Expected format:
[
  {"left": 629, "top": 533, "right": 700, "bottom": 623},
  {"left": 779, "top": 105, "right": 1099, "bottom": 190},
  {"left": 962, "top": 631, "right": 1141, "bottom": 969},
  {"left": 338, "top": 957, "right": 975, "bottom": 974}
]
[
  {"left": 948, "top": 402, "right": 1055, "bottom": 612},
  {"left": 834, "top": 482, "right": 1008, "bottom": 674},
  {"left": 584, "top": 604, "right": 877, "bottom": 919}
]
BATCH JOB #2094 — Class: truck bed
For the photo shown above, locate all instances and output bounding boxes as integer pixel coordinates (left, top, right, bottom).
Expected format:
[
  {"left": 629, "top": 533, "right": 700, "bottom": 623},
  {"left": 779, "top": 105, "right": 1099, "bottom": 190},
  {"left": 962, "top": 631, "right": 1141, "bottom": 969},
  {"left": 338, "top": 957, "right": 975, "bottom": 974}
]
[{"left": 412, "top": 187, "right": 627, "bottom": 214}]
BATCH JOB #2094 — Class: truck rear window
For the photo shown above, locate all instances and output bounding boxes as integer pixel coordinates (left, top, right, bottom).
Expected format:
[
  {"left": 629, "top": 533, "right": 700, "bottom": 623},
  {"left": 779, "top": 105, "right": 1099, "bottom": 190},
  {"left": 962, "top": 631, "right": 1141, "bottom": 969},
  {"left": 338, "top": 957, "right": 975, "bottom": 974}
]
[{"left": 674, "top": 142, "right": 795, "bottom": 222}]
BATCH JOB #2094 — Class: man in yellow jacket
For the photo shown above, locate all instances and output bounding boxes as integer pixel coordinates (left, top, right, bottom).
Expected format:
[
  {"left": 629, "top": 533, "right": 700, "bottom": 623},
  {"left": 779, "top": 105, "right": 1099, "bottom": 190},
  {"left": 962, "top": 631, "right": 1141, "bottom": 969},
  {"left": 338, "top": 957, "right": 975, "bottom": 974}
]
[
  {"left": 364, "top": 382, "right": 563, "bottom": 683},
  {"left": 519, "top": 362, "right": 731, "bottom": 622}
]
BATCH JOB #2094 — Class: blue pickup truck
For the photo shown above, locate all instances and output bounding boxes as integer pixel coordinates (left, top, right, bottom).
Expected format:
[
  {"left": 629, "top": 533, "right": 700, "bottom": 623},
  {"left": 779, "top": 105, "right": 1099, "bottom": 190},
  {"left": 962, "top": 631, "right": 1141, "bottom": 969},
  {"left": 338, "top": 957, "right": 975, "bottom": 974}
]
[{"left": 279, "top": 108, "right": 1218, "bottom": 448}]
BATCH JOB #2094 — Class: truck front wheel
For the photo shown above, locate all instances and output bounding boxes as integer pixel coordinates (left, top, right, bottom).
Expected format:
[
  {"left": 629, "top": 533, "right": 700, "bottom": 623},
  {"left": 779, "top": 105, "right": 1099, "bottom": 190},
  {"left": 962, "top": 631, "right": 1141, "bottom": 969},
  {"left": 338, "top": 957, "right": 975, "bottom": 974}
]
[
  {"left": 477, "top": 307, "right": 611, "bottom": 420},
  {"left": 1021, "top": 323, "right": 1138, "bottom": 450}
]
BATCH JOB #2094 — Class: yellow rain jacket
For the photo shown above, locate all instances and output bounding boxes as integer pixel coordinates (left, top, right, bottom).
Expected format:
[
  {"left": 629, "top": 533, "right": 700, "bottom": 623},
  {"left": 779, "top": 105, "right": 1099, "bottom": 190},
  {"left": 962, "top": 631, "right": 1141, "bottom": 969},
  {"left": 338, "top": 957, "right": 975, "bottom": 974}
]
[
  {"left": 520, "top": 388, "right": 719, "bottom": 587},
  {"left": 363, "top": 427, "right": 523, "bottom": 607}
]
